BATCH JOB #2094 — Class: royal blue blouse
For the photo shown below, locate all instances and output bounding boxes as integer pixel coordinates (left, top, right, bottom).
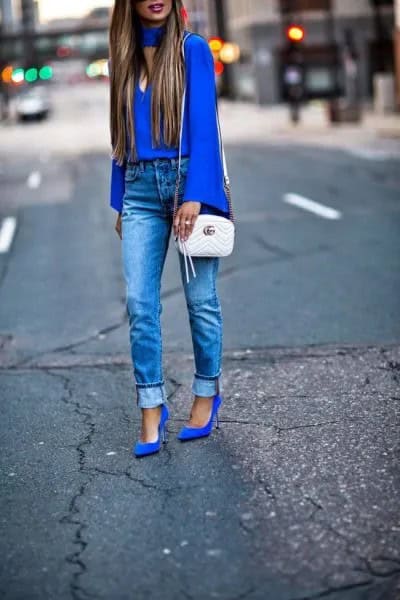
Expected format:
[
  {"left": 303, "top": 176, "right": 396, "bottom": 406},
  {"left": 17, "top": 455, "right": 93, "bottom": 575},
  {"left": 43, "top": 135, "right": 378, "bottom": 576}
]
[{"left": 109, "top": 24, "right": 229, "bottom": 217}]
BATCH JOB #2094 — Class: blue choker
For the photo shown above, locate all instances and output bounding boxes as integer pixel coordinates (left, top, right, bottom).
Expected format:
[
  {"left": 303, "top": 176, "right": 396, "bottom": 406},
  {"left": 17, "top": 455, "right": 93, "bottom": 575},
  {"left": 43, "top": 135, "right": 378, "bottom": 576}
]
[{"left": 139, "top": 23, "right": 166, "bottom": 47}]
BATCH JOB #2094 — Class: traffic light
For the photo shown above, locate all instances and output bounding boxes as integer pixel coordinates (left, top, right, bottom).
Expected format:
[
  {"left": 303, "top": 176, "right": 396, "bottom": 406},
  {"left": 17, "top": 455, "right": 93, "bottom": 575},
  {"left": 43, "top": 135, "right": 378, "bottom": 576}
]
[
  {"left": 209, "top": 37, "right": 224, "bottom": 55},
  {"left": 1, "top": 65, "right": 13, "bottom": 84},
  {"left": 286, "top": 25, "right": 305, "bottom": 43},
  {"left": 282, "top": 22, "right": 306, "bottom": 121},
  {"left": 219, "top": 42, "right": 240, "bottom": 64},
  {"left": 284, "top": 23, "right": 306, "bottom": 68},
  {"left": 208, "top": 37, "right": 224, "bottom": 76},
  {"left": 208, "top": 37, "right": 240, "bottom": 76},
  {"left": 214, "top": 61, "right": 224, "bottom": 76},
  {"left": 25, "top": 67, "right": 38, "bottom": 83},
  {"left": 4, "top": 65, "right": 53, "bottom": 85}
]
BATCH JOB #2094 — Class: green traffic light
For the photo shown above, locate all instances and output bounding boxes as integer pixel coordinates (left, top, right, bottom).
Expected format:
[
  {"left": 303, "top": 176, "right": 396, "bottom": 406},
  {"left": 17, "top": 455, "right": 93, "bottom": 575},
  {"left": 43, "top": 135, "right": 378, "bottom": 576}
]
[
  {"left": 11, "top": 67, "right": 24, "bottom": 83},
  {"left": 86, "top": 63, "right": 101, "bottom": 78},
  {"left": 39, "top": 65, "right": 53, "bottom": 80},
  {"left": 25, "top": 67, "right": 38, "bottom": 82}
]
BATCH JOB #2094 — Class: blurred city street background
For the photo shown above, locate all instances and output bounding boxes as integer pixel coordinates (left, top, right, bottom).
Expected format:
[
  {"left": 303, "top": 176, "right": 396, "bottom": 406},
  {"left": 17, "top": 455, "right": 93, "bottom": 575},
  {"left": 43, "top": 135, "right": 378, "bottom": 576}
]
[{"left": 1, "top": 1, "right": 400, "bottom": 599}]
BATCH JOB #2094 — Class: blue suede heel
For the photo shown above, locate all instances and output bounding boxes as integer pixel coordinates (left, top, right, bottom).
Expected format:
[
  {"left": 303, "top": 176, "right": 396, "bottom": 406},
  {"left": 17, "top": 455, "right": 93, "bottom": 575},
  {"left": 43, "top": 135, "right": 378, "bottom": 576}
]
[
  {"left": 133, "top": 403, "right": 169, "bottom": 457},
  {"left": 177, "top": 394, "right": 222, "bottom": 441}
]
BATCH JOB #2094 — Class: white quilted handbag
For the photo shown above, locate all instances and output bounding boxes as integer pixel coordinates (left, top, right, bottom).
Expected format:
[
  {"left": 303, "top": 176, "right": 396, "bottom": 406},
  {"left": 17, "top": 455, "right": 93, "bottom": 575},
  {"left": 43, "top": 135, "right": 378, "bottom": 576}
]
[{"left": 174, "top": 33, "right": 235, "bottom": 283}]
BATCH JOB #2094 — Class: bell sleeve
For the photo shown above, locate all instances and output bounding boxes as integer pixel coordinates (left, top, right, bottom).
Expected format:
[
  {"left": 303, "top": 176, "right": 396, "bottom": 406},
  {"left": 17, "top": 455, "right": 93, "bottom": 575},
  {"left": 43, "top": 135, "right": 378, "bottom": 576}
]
[
  {"left": 110, "top": 157, "right": 126, "bottom": 213},
  {"left": 108, "top": 55, "right": 126, "bottom": 214},
  {"left": 182, "top": 35, "right": 230, "bottom": 216}
]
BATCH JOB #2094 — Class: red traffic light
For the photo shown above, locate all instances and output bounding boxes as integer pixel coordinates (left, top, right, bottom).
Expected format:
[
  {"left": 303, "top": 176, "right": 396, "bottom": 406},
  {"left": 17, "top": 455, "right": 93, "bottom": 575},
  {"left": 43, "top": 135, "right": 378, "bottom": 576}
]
[
  {"left": 214, "top": 60, "right": 224, "bottom": 76},
  {"left": 287, "top": 25, "right": 305, "bottom": 42}
]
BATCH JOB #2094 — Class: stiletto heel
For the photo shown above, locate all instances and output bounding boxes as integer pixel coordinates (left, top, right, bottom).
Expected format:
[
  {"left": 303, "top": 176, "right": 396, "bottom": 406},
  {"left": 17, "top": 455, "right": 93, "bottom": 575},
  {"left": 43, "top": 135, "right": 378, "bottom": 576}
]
[
  {"left": 177, "top": 393, "right": 223, "bottom": 441},
  {"left": 133, "top": 403, "right": 169, "bottom": 457}
]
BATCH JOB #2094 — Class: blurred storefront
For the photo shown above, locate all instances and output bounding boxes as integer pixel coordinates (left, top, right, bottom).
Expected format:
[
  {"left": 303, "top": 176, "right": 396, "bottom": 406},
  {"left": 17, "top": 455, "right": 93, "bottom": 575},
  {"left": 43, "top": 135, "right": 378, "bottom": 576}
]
[
  {"left": 0, "top": 0, "right": 21, "bottom": 32},
  {"left": 395, "top": 0, "right": 400, "bottom": 107},
  {"left": 200, "top": 0, "right": 395, "bottom": 105}
]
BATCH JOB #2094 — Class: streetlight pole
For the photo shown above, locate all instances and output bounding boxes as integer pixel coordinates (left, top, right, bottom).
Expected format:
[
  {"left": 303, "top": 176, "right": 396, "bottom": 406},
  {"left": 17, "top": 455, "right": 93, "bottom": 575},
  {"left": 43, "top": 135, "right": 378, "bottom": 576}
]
[
  {"left": 0, "top": 0, "right": 14, "bottom": 32},
  {"left": 325, "top": 0, "right": 340, "bottom": 97},
  {"left": 212, "top": 0, "right": 234, "bottom": 98},
  {"left": 20, "top": 0, "right": 37, "bottom": 68},
  {"left": 395, "top": 0, "right": 400, "bottom": 109}
]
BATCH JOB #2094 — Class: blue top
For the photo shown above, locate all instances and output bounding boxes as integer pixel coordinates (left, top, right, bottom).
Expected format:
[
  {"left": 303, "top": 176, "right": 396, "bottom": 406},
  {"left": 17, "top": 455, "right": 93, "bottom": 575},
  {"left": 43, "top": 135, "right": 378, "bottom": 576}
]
[{"left": 109, "top": 24, "right": 229, "bottom": 217}]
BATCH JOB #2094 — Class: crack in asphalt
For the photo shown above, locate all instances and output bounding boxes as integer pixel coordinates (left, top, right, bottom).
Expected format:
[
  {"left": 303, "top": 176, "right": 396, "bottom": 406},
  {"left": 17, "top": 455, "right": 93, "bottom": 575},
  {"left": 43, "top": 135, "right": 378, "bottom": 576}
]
[
  {"left": 5, "top": 248, "right": 319, "bottom": 369},
  {"left": 378, "top": 359, "right": 400, "bottom": 384},
  {"left": 90, "top": 465, "right": 201, "bottom": 497},
  {"left": 39, "top": 367, "right": 194, "bottom": 599},
  {"left": 45, "top": 369, "right": 98, "bottom": 600},
  {"left": 1, "top": 251, "right": 362, "bottom": 372},
  {"left": 2, "top": 343, "right": 398, "bottom": 599},
  {"left": 257, "top": 475, "right": 277, "bottom": 502},
  {"left": 293, "top": 494, "right": 400, "bottom": 599},
  {"left": 2, "top": 338, "right": 397, "bottom": 373},
  {"left": 160, "top": 242, "right": 307, "bottom": 301},
  {"left": 304, "top": 496, "right": 323, "bottom": 521},
  {"left": 225, "top": 343, "right": 400, "bottom": 366},
  {"left": 229, "top": 587, "right": 258, "bottom": 600},
  {"left": 275, "top": 420, "right": 342, "bottom": 433},
  {"left": 266, "top": 420, "right": 347, "bottom": 453},
  {"left": 289, "top": 579, "right": 373, "bottom": 600},
  {"left": 4, "top": 314, "right": 130, "bottom": 369}
]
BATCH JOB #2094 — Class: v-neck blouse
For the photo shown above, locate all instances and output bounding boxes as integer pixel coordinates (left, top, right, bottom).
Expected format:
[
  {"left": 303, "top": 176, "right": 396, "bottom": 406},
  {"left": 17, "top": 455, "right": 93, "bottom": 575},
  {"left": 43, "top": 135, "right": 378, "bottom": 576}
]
[{"left": 109, "top": 31, "right": 229, "bottom": 217}]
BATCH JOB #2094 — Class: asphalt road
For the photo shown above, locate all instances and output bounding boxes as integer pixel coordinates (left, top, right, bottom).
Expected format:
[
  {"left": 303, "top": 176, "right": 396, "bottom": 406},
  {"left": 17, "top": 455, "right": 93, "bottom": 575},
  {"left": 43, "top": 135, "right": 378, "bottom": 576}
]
[{"left": 0, "top": 85, "right": 399, "bottom": 600}]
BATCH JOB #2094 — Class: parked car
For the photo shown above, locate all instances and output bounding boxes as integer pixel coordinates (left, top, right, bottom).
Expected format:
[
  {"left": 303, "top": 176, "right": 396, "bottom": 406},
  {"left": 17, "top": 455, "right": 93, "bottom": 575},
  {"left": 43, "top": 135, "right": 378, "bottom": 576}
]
[{"left": 15, "top": 85, "right": 52, "bottom": 121}]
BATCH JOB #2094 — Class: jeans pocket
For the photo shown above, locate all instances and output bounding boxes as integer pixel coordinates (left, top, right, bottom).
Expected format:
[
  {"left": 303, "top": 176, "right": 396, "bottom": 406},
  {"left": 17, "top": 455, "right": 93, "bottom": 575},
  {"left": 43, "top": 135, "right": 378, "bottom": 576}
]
[{"left": 125, "top": 163, "right": 140, "bottom": 184}]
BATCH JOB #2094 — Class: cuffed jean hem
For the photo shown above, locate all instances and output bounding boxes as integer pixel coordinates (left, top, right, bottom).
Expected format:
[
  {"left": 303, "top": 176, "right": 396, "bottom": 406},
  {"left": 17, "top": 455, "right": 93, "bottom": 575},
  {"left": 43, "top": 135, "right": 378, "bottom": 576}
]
[
  {"left": 136, "top": 382, "right": 167, "bottom": 409},
  {"left": 191, "top": 372, "right": 221, "bottom": 397}
]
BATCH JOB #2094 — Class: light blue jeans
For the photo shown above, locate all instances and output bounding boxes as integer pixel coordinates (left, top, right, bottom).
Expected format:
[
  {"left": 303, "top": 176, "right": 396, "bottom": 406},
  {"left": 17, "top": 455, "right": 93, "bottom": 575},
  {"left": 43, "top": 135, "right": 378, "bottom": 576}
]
[{"left": 121, "top": 156, "right": 223, "bottom": 408}]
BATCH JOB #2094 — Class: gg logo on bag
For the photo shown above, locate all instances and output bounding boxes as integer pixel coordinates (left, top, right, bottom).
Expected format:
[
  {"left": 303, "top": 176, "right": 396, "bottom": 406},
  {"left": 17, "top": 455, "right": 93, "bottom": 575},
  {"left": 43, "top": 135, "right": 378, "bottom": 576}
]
[{"left": 203, "top": 225, "right": 216, "bottom": 235}]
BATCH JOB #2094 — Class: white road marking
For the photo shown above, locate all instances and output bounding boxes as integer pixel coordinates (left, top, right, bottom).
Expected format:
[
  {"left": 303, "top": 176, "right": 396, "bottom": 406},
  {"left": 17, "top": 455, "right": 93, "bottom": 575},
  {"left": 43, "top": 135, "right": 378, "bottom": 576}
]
[
  {"left": 27, "top": 170, "right": 42, "bottom": 189},
  {"left": 0, "top": 217, "right": 17, "bottom": 253},
  {"left": 283, "top": 193, "right": 342, "bottom": 220}
]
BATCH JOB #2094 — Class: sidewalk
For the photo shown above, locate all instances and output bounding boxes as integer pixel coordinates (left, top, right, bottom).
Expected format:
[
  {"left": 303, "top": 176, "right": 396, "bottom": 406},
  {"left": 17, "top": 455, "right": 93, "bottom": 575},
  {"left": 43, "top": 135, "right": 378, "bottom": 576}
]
[
  {"left": 219, "top": 99, "right": 400, "bottom": 158},
  {"left": 2, "top": 83, "right": 399, "bottom": 159}
]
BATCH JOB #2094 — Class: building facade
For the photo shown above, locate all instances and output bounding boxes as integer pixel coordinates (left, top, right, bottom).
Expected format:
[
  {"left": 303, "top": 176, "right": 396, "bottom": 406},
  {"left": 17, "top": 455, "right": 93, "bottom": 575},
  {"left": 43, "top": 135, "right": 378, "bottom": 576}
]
[
  {"left": 0, "top": 0, "right": 41, "bottom": 32},
  {"left": 0, "top": 0, "right": 20, "bottom": 31},
  {"left": 201, "top": 0, "right": 395, "bottom": 104},
  {"left": 395, "top": 0, "right": 400, "bottom": 106}
]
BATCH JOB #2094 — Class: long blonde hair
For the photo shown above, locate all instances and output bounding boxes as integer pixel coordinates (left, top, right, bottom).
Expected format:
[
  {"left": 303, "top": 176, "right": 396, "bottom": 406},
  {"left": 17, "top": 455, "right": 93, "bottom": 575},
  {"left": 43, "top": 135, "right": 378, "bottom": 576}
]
[{"left": 109, "top": 0, "right": 188, "bottom": 165}]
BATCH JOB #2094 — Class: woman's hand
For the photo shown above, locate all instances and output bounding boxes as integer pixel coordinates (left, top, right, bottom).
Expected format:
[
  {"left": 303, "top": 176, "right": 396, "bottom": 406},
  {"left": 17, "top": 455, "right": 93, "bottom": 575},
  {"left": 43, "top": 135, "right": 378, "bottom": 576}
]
[
  {"left": 174, "top": 201, "right": 201, "bottom": 241},
  {"left": 115, "top": 212, "right": 122, "bottom": 240}
]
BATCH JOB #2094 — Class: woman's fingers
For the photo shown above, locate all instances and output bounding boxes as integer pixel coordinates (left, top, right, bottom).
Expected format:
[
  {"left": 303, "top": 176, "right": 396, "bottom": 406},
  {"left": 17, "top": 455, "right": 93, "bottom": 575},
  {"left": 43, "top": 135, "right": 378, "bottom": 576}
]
[
  {"left": 174, "top": 211, "right": 194, "bottom": 240},
  {"left": 183, "top": 214, "right": 194, "bottom": 240},
  {"left": 174, "top": 202, "right": 201, "bottom": 241}
]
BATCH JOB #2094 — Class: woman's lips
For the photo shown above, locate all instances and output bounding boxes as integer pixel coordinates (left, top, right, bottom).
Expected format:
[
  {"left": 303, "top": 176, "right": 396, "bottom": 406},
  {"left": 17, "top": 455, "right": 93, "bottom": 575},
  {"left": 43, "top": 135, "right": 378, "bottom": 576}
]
[{"left": 149, "top": 3, "right": 164, "bottom": 12}]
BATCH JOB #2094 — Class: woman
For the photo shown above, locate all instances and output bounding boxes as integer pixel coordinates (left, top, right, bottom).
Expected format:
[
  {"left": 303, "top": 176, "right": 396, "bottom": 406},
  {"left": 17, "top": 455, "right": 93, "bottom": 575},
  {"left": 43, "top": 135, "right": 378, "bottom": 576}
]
[{"left": 108, "top": 0, "right": 230, "bottom": 457}]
